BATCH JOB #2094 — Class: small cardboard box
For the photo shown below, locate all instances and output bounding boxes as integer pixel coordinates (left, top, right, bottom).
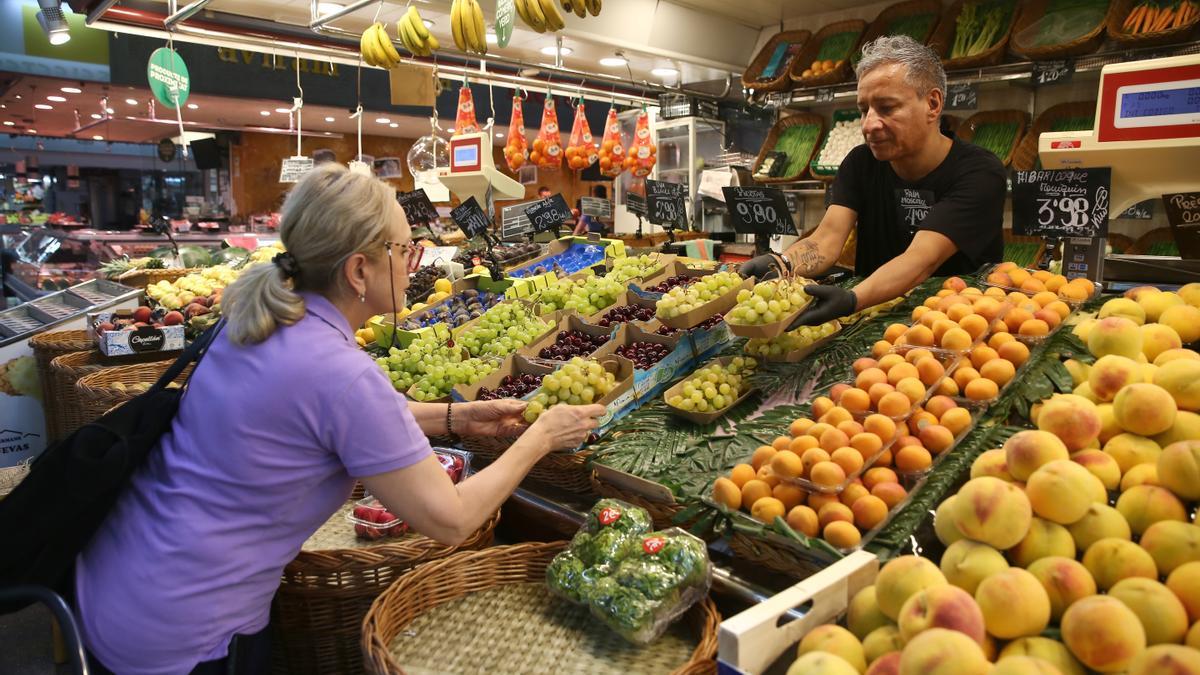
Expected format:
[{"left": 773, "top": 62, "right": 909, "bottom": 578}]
[
  {"left": 370, "top": 316, "right": 452, "bottom": 350},
  {"left": 663, "top": 356, "right": 756, "bottom": 425},
  {"left": 452, "top": 304, "right": 561, "bottom": 358},
  {"left": 88, "top": 310, "right": 186, "bottom": 357},
  {"left": 745, "top": 321, "right": 842, "bottom": 363},
  {"left": 591, "top": 354, "right": 637, "bottom": 438},
  {"left": 605, "top": 252, "right": 675, "bottom": 284},
  {"left": 505, "top": 271, "right": 559, "bottom": 300},
  {"left": 504, "top": 234, "right": 626, "bottom": 282},
  {"left": 398, "top": 274, "right": 512, "bottom": 334},
  {"left": 656, "top": 276, "right": 753, "bottom": 330},
  {"left": 451, "top": 353, "right": 556, "bottom": 402},
  {"left": 686, "top": 319, "right": 734, "bottom": 361},
  {"left": 518, "top": 313, "right": 618, "bottom": 361},
  {"left": 631, "top": 261, "right": 720, "bottom": 297},
  {"left": 591, "top": 323, "right": 694, "bottom": 399}
]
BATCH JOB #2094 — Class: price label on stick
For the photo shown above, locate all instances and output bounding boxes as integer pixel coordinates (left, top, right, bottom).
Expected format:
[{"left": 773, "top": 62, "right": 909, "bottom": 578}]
[
  {"left": 815, "top": 88, "right": 835, "bottom": 103},
  {"left": 1012, "top": 168, "right": 1110, "bottom": 238},
  {"left": 1032, "top": 60, "right": 1073, "bottom": 86},
  {"left": 722, "top": 185, "right": 797, "bottom": 236},
  {"left": 626, "top": 192, "right": 647, "bottom": 218},
  {"left": 524, "top": 193, "right": 572, "bottom": 234},
  {"left": 1163, "top": 191, "right": 1200, "bottom": 259},
  {"left": 645, "top": 179, "right": 687, "bottom": 228},
  {"left": 450, "top": 196, "right": 492, "bottom": 239},
  {"left": 500, "top": 200, "right": 538, "bottom": 240},
  {"left": 945, "top": 82, "right": 978, "bottom": 111},
  {"left": 580, "top": 196, "right": 613, "bottom": 219},
  {"left": 1118, "top": 200, "right": 1154, "bottom": 220},
  {"left": 279, "top": 156, "right": 314, "bottom": 184},
  {"left": 398, "top": 188, "right": 439, "bottom": 226}
]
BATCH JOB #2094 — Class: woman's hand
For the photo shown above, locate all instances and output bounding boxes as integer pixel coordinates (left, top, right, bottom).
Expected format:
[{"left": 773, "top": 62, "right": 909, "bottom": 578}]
[
  {"left": 454, "top": 400, "right": 529, "bottom": 438},
  {"left": 525, "top": 404, "right": 606, "bottom": 453}
]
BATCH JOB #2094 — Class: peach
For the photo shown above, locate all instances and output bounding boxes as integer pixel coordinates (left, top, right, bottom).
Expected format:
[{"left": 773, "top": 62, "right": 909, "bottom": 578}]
[
  {"left": 1088, "top": 355, "right": 1141, "bottom": 402},
  {"left": 1116, "top": 484, "right": 1188, "bottom": 535},
  {"left": 1061, "top": 595, "right": 1147, "bottom": 673},
  {"left": 953, "top": 476, "right": 1033, "bottom": 549},
  {"left": 864, "top": 651, "right": 900, "bottom": 675},
  {"left": 862, "top": 625, "right": 904, "bottom": 666},
  {"left": 934, "top": 495, "right": 963, "bottom": 546},
  {"left": 1114, "top": 386, "right": 1178, "bottom": 438},
  {"left": 1082, "top": 537, "right": 1158, "bottom": 590},
  {"left": 1104, "top": 433, "right": 1162, "bottom": 473},
  {"left": 847, "top": 585, "right": 891, "bottom": 640},
  {"left": 939, "top": 539, "right": 1008, "bottom": 595},
  {"left": 1125, "top": 285, "right": 1163, "bottom": 301},
  {"left": 1088, "top": 316, "right": 1144, "bottom": 360},
  {"left": 897, "top": 628, "right": 990, "bottom": 675},
  {"left": 999, "top": 637, "right": 1087, "bottom": 675},
  {"left": 1072, "top": 381, "right": 1101, "bottom": 403},
  {"left": 1100, "top": 297, "right": 1147, "bottom": 325},
  {"left": 1159, "top": 440, "right": 1200, "bottom": 500},
  {"left": 1064, "top": 359, "right": 1091, "bottom": 387},
  {"left": 1067, "top": 503, "right": 1132, "bottom": 551},
  {"left": 1004, "top": 430, "right": 1069, "bottom": 481},
  {"left": 1168, "top": 562, "right": 1200, "bottom": 623},
  {"left": 1109, "top": 577, "right": 1190, "bottom": 645},
  {"left": 1026, "top": 460, "right": 1105, "bottom": 525},
  {"left": 970, "top": 448, "right": 1014, "bottom": 481},
  {"left": 1138, "top": 290, "right": 1184, "bottom": 322},
  {"left": 1027, "top": 556, "right": 1097, "bottom": 623},
  {"left": 1009, "top": 517, "right": 1076, "bottom": 568},
  {"left": 1070, "top": 449, "right": 1121, "bottom": 490},
  {"left": 1096, "top": 403, "right": 1121, "bottom": 444},
  {"left": 991, "top": 656, "right": 1066, "bottom": 675},
  {"left": 1181, "top": 282, "right": 1200, "bottom": 306},
  {"left": 1156, "top": 348, "right": 1200, "bottom": 366},
  {"left": 898, "top": 584, "right": 986, "bottom": 645},
  {"left": 786, "top": 652, "right": 860, "bottom": 675},
  {"left": 874, "top": 555, "right": 948, "bottom": 620},
  {"left": 1142, "top": 323, "right": 1184, "bottom": 363},
  {"left": 1127, "top": 645, "right": 1200, "bottom": 675},
  {"left": 1121, "top": 462, "right": 1160, "bottom": 491},
  {"left": 1141, "top": 520, "right": 1200, "bottom": 577},
  {"left": 797, "top": 624, "right": 867, "bottom": 673},
  {"left": 1037, "top": 394, "right": 1102, "bottom": 451},
  {"left": 1156, "top": 360, "right": 1200, "bottom": 413},
  {"left": 1161, "top": 304, "right": 1200, "bottom": 343},
  {"left": 1072, "top": 317, "right": 1097, "bottom": 341},
  {"left": 1190, "top": 622, "right": 1200, "bottom": 650},
  {"left": 1154, "top": 410, "right": 1200, "bottom": 447},
  {"left": 974, "top": 568, "right": 1051, "bottom": 638}
]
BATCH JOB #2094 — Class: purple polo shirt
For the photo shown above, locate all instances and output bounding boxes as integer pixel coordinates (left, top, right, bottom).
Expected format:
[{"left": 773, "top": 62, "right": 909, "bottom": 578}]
[{"left": 75, "top": 293, "right": 430, "bottom": 675}]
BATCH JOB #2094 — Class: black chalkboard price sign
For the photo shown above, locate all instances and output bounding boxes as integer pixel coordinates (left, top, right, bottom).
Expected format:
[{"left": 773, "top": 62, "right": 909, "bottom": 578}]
[
  {"left": 1163, "top": 191, "right": 1200, "bottom": 259},
  {"left": 945, "top": 82, "right": 978, "bottom": 111},
  {"left": 450, "top": 196, "right": 491, "bottom": 239},
  {"left": 1012, "top": 168, "right": 1111, "bottom": 238},
  {"left": 524, "top": 193, "right": 572, "bottom": 234},
  {"left": 722, "top": 185, "right": 797, "bottom": 236},
  {"left": 1032, "top": 60, "right": 1073, "bottom": 86},
  {"left": 625, "top": 192, "right": 647, "bottom": 218},
  {"left": 645, "top": 179, "right": 687, "bottom": 228},
  {"left": 397, "top": 188, "right": 439, "bottom": 226}
]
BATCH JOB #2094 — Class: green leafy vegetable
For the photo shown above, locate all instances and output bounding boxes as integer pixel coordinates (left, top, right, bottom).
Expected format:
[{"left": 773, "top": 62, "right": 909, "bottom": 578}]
[
  {"left": 951, "top": 0, "right": 1015, "bottom": 59},
  {"left": 769, "top": 124, "right": 822, "bottom": 179}
]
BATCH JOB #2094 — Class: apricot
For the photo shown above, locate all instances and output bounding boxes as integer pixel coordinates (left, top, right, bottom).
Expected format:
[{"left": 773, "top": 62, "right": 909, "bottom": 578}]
[
  {"left": 939, "top": 407, "right": 972, "bottom": 437},
  {"left": 974, "top": 568, "right": 1051, "bottom": 639},
  {"left": 772, "top": 435, "right": 793, "bottom": 451},
  {"left": 857, "top": 367, "right": 888, "bottom": 391},
  {"left": 894, "top": 378, "right": 926, "bottom": 406},
  {"left": 871, "top": 481, "right": 906, "bottom": 509},
  {"left": 847, "top": 585, "right": 890, "bottom": 640},
  {"left": 851, "top": 431, "right": 885, "bottom": 457},
  {"left": 751, "top": 445, "right": 778, "bottom": 471},
  {"left": 801, "top": 448, "right": 832, "bottom": 476},
  {"left": 789, "top": 434, "right": 819, "bottom": 454},
  {"left": 897, "top": 628, "right": 990, "bottom": 675},
  {"left": 852, "top": 495, "right": 889, "bottom": 530},
  {"left": 841, "top": 482, "right": 870, "bottom": 507},
  {"left": 998, "top": 339, "right": 1030, "bottom": 366},
  {"left": 773, "top": 482, "right": 807, "bottom": 511},
  {"left": 1061, "top": 595, "right": 1147, "bottom": 673},
  {"left": 813, "top": 396, "right": 836, "bottom": 419},
  {"left": 1082, "top": 537, "right": 1158, "bottom": 590},
  {"left": 980, "top": 358, "right": 1016, "bottom": 386},
  {"left": 953, "top": 476, "right": 1033, "bottom": 549},
  {"left": 862, "top": 467, "right": 898, "bottom": 490},
  {"left": 824, "top": 520, "right": 861, "bottom": 548},
  {"left": 820, "top": 428, "right": 852, "bottom": 453},
  {"left": 914, "top": 358, "right": 944, "bottom": 387},
  {"left": 1005, "top": 429, "right": 1070, "bottom": 481},
  {"left": 853, "top": 357, "right": 879, "bottom": 374},
  {"left": 874, "top": 555, "right": 947, "bottom": 620},
  {"left": 1067, "top": 503, "right": 1132, "bottom": 552},
  {"left": 883, "top": 322, "right": 908, "bottom": 343},
  {"left": 809, "top": 492, "right": 840, "bottom": 512},
  {"left": 740, "top": 479, "right": 772, "bottom": 510},
  {"left": 751, "top": 496, "right": 785, "bottom": 523},
  {"left": 953, "top": 365, "right": 980, "bottom": 390},
  {"left": 903, "top": 348, "right": 934, "bottom": 364},
  {"left": 894, "top": 445, "right": 932, "bottom": 472},
  {"left": 712, "top": 477, "right": 742, "bottom": 509},
  {"left": 877, "top": 392, "right": 912, "bottom": 418},
  {"left": 1116, "top": 484, "right": 1188, "bottom": 535},
  {"left": 1109, "top": 577, "right": 1190, "bottom": 645},
  {"left": 786, "top": 504, "right": 819, "bottom": 537},
  {"left": 964, "top": 378, "right": 999, "bottom": 401},
  {"left": 989, "top": 330, "right": 1016, "bottom": 349},
  {"left": 831, "top": 447, "right": 865, "bottom": 476},
  {"left": 1027, "top": 556, "right": 1097, "bottom": 623},
  {"left": 872, "top": 340, "right": 893, "bottom": 358},
  {"left": 772, "top": 450, "right": 804, "bottom": 479},
  {"left": 812, "top": 461, "right": 848, "bottom": 487},
  {"left": 940, "top": 538, "right": 1008, "bottom": 595},
  {"left": 1009, "top": 517, "right": 1076, "bottom": 568},
  {"left": 1027, "top": 460, "right": 1106, "bottom": 525}
]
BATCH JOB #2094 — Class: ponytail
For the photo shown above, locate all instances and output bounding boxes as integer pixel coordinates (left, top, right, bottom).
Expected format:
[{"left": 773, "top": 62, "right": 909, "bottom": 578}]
[{"left": 221, "top": 259, "right": 306, "bottom": 345}]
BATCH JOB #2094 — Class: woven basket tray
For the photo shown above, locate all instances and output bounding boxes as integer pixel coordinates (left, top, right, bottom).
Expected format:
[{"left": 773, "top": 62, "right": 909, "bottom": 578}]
[
  {"left": 957, "top": 109, "right": 1030, "bottom": 167},
  {"left": 856, "top": 0, "right": 942, "bottom": 64},
  {"left": 1011, "top": 100, "right": 1097, "bottom": 172},
  {"left": 741, "top": 30, "right": 812, "bottom": 93},
  {"left": 1010, "top": 0, "right": 1118, "bottom": 60},
  {"left": 788, "top": 19, "right": 868, "bottom": 87},
  {"left": 31, "top": 330, "right": 93, "bottom": 441},
  {"left": 272, "top": 503, "right": 499, "bottom": 675},
  {"left": 114, "top": 267, "right": 196, "bottom": 290},
  {"left": 75, "top": 360, "right": 194, "bottom": 426},
  {"left": 361, "top": 541, "right": 720, "bottom": 675},
  {"left": 1106, "top": 0, "right": 1200, "bottom": 49},
  {"left": 930, "top": 0, "right": 1022, "bottom": 71},
  {"left": 751, "top": 112, "right": 826, "bottom": 184},
  {"left": 461, "top": 435, "right": 597, "bottom": 495},
  {"left": 728, "top": 531, "right": 827, "bottom": 580},
  {"left": 48, "top": 351, "right": 112, "bottom": 441}
]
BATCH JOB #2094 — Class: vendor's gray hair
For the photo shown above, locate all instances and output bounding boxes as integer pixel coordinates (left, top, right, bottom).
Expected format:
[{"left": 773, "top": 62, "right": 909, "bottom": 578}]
[{"left": 855, "top": 35, "right": 947, "bottom": 98}]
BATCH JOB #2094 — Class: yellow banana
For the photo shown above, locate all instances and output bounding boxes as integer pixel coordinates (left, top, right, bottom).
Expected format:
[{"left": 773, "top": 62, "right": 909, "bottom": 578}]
[
  {"left": 408, "top": 6, "right": 430, "bottom": 41},
  {"left": 513, "top": 0, "right": 529, "bottom": 24},
  {"left": 469, "top": 0, "right": 487, "bottom": 53},
  {"left": 450, "top": 0, "right": 467, "bottom": 51},
  {"left": 539, "top": 0, "right": 564, "bottom": 30},
  {"left": 588, "top": 0, "right": 601, "bottom": 16},
  {"left": 523, "top": 0, "right": 547, "bottom": 32},
  {"left": 373, "top": 23, "right": 401, "bottom": 67},
  {"left": 461, "top": 0, "right": 481, "bottom": 52},
  {"left": 427, "top": 34, "right": 440, "bottom": 50},
  {"left": 570, "top": 0, "right": 586, "bottom": 18},
  {"left": 397, "top": 16, "right": 422, "bottom": 56},
  {"left": 359, "top": 27, "right": 379, "bottom": 66}
]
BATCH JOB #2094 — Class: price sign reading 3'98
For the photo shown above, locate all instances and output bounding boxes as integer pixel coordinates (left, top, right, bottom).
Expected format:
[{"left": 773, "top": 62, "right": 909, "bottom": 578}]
[
  {"left": 645, "top": 179, "right": 687, "bottom": 228},
  {"left": 1012, "top": 168, "right": 1110, "bottom": 238},
  {"left": 722, "top": 185, "right": 796, "bottom": 236}
]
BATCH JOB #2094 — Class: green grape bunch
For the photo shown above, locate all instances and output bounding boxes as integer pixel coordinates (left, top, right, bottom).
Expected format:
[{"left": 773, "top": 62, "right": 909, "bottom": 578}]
[
  {"left": 655, "top": 271, "right": 743, "bottom": 320},
  {"left": 745, "top": 321, "right": 838, "bottom": 358},
  {"left": 458, "top": 302, "right": 551, "bottom": 357},
  {"left": 374, "top": 333, "right": 465, "bottom": 392},
  {"left": 408, "top": 357, "right": 501, "bottom": 401},
  {"left": 534, "top": 279, "right": 581, "bottom": 315},
  {"left": 523, "top": 357, "right": 618, "bottom": 423},
  {"left": 564, "top": 274, "right": 625, "bottom": 316},
  {"left": 666, "top": 357, "right": 757, "bottom": 413},
  {"left": 726, "top": 279, "right": 812, "bottom": 326},
  {"left": 607, "top": 254, "right": 663, "bottom": 284}
]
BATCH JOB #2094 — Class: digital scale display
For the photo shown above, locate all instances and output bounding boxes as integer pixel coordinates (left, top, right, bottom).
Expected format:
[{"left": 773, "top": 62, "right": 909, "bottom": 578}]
[
  {"left": 1114, "top": 79, "right": 1200, "bottom": 129},
  {"left": 453, "top": 144, "right": 479, "bottom": 166}
]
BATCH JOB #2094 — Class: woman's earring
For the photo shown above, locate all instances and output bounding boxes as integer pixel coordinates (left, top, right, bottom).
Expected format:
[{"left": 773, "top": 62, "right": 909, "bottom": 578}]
[{"left": 359, "top": 293, "right": 366, "bottom": 303}]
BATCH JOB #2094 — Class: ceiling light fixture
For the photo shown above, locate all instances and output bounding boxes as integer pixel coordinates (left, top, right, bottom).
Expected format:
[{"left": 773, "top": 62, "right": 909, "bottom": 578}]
[
  {"left": 186, "top": 103, "right": 199, "bottom": 109},
  {"left": 375, "top": 117, "right": 391, "bottom": 124},
  {"left": 90, "top": 113, "right": 102, "bottom": 119},
  {"left": 540, "top": 45, "right": 572, "bottom": 56},
  {"left": 651, "top": 66, "right": 679, "bottom": 77},
  {"left": 324, "top": 116, "right": 335, "bottom": 122},
  {"left": 105, "top": 107, "right": 114, "bottom": 114},
  {"left": 599, "top": 55, "right": 627, "bottom": 67},
  {"left": 60, "top": 86, "right": 82, "bottom": 94},
  {"left": 36, "top": 0, "right": 71, "bottom": 46},
  {"left": 486, "top": 32, "right": 498, "bottom": 44},
  {"left": 2, "top": 121, "right": 13, "bottom": 126},
  {"left": 46, "top": 95, "right": 67, "bottom": 102},
  {"left": 275, "top": 107, "right": 291, "bottom": 113},
  {"left": 389, "top": 123, "right": 398, "bottom": 128},
  {"left": 495, "top": 132, "right": 504, "bottom": 138},
  {"left": 34, "top": 104, "right": 53, "bottom": 110},
  {"left": 260, "top": 110, "right": 271, "bottom": 116},
  {"left": 423, "top": 19, "right": 434, "bottom": 29},
  {"left": 125, "top": 98, "right": 138, "bottom": 105},
  {"left": 316, "top": 1, "right": 344, "bottom": 16},
  {"left": 27, "top": 129, "right": 36, "bottom": 134},
  {"left": 92, "top": 135, "right": 104, "bottom": 140}
]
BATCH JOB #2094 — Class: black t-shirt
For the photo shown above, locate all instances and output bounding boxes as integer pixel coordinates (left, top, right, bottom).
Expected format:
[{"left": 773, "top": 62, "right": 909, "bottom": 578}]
[{"left": 830, "top": 137, "right": 1006, "bottom": 277}]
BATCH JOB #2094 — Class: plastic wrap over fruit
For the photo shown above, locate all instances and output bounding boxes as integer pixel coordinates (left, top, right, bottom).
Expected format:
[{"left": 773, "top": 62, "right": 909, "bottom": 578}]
[
  {"left": 454, "top": 85, "right": 480, "bottom": 135},
  {"left": 565, "top": 103, "right": 599, "bottom": 171},
  {"left": 625, "top": 110, "right": 657, "bottom": 178},
  {"left": 531, "top": 98, "right": 563, "bottom": 171},
  {"left": 598, "top": 107, "right": 627, "bottom": 178},
  {"left": 503, "top": 96, "right": 528, "bottom": 173}
]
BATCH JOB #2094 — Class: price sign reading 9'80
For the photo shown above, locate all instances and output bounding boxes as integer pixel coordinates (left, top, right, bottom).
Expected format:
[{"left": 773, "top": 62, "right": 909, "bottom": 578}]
[
  {"left": 722, "top": 185, "right": 796, "bottom": 236},
  {"left": 1013, "top": 168, "right": 1110, "bottom": 238}
]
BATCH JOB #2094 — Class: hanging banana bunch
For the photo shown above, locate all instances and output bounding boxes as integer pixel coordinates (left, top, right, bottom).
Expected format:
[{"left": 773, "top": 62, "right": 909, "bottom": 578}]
[
  {"left": 514, "top": 0, "right": 565, "bottom": 33},
  {"left": 561, "top": 0, "right": 601, "bottom": 18},
  {"left": 450, "top": 0, "right": 488, "bottom": 55},
  {"left": 359, "top": 22, "right": 402, "bottom": 69},
  {"left": 397, "top": 6, "right": 439, "bottom": 57}
]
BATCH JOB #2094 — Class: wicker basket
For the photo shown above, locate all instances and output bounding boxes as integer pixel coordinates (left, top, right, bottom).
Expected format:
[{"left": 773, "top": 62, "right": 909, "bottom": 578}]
[
  {"left": 272, "top": 506, "right": 499, "bottom": 675},
  {"left": 956, "top": 109, "right": 1030, "bottom": 167},
  {"left": 788, "top": 19, "right": 868, "bottom": 87},
  {"left": 930, "top": 0, "right": 1022, "bottom": 71},
  {"left": 462, "top": 435, "right": 597, "bottom": 495},
  {"left": 742, "top": 30, "right": 812, "bottom": 93},
  {"left": 48, "top": 351, "right": 112, "bottom": 441},
  {"left": 30, "top": 330, "right": 94, "bottom": 441},
  {"left": 590, "top": 471, "right": 686, "bottom": 530},
  {"left": 856, "top": 0, "right": 942, "bottom": 62},
  {"left": 751, "top": 112, "right": 826, "bottom": 185},
  {"left": 75, "top": 360, "right": 194, "bottom": 426},
  {"left": 114, "top": 267, "right": 196, "bottom": 290},
  {"left": 729, "top": 532, "right": 826, "bottom": 580},
  {"left": 1011, "top": 100, "right": 1097, "bottom": 172},
  {"left": 1106, "top": 0, "right": 1200, "bottom": 49},
  {"left": 361, "top": 541, "right": 720, "bottom": 675},
  {"left": 1011, "top": 0, "right": 1118, "bottom": 60}
]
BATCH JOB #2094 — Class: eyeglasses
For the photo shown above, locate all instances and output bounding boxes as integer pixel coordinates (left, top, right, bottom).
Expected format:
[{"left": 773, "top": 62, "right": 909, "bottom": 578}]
[{"left": 385, "top": 240, "right": 423, "bottom": 274}]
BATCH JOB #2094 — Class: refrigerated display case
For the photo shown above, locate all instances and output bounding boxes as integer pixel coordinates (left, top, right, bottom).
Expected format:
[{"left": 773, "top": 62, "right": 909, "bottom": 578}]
[{"left": 653, "top": 116, "right": 726, "bottom": 231}]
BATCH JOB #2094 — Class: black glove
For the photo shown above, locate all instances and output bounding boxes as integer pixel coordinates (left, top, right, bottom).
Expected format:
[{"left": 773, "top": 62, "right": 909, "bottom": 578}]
[
  {"left": 788, "top": 285, "right": 857, "bottom": 330},
  {"left": 738, "top": 254, "right": 784, "bottom": 281}
]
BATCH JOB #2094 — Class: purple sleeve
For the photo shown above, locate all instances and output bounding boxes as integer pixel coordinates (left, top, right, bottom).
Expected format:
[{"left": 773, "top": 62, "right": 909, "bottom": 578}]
[{"left": 323, "top": 364, "right": 432, "bottom": 478}]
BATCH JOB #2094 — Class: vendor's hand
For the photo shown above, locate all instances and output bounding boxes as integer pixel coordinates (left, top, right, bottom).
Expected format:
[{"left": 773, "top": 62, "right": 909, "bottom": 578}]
[
  {"left": 527, "top": 404, "right": 605, "bottom": 453},
  {"left": 455, "top": 400, "right": 529, "bottom": 438},
  {"left": 787, "top": 285, "right": 858, "bottom": 330},
  {"left": 738, "top": 254, "right": 783, "bottom": 281}
]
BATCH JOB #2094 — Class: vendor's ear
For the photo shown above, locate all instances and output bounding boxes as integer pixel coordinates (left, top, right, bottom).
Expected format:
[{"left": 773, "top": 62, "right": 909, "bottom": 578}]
[
  {"left": 927, "top": 88, "right": 944, "bottom": 124},
  {"left": 341, "top": 251, "right": 370, "bottom": 299}
]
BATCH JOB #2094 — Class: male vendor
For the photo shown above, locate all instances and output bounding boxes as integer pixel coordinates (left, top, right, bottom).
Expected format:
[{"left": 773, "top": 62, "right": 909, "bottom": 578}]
[{"left": 741, "top": 35, "right": 1006, "bottom": 326}]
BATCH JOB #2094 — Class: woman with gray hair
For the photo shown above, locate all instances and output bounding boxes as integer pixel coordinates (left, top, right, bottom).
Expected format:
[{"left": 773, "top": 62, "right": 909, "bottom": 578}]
[
  {"left": 742, "top": 35, "right": 1006, "bottom": 328},
  {"left": 74, "top": 163, "right": 605, "bottom": 674}
]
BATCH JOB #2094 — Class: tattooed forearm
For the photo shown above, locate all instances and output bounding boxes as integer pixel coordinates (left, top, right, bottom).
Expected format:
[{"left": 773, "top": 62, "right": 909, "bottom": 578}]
[{"left": 785, "top": 239, "right": 827, "bottom": 276}]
